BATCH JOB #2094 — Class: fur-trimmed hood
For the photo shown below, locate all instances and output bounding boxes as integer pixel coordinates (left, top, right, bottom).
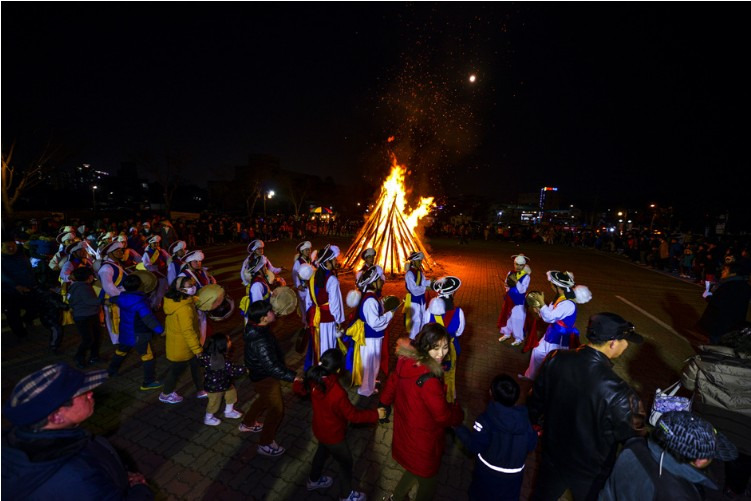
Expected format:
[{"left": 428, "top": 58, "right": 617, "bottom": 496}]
[{"left": 395, "top": 340, "right": 444, "bottom": 378}]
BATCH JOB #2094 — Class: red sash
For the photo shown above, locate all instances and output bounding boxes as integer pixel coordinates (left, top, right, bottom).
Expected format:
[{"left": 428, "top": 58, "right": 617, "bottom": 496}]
[{"left": 496, "top": 294, "right": 515, "bottom": 329}]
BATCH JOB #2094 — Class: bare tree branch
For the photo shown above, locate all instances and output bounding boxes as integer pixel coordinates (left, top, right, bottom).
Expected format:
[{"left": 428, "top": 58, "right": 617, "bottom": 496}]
[{"left": 2, "top": 140, "right": 62, "bottom": 220}]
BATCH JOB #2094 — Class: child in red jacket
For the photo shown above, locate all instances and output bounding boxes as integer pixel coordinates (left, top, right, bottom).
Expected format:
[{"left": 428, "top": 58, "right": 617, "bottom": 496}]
[{"left": 293, "top": 348, "right": 383, "bottom": 501}]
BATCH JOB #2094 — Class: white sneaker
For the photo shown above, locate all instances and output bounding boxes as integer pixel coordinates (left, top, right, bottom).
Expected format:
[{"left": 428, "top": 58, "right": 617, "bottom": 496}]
[
  {"left": 196, "top": 390, "right": 209, "bottom": 399},
  {"left": 224, "top": 409, "right": 243, "bottom": 419},
  {"left": 341, "top": 490, "right": 367, "bottom": 501},
  {"left": 239, "top": 422, "right": 264, "bottom": 433},
  {"left": 257, "top": 441, "right": 285, "bottom": 457},
  {"left": 498, "top": 335, "right": 511, "bottom": 343},
  {"left": 159, "top": 392, "right": 183, "bottom": 404},
  {"left": 306, "top": 475, "right": 333, "bottom": 491},
  {"left": 204, "top": 415, "right": 221, "bottom": 426},
  {"left": 511, "top": 339, "right": 523, "bottom": 346}
]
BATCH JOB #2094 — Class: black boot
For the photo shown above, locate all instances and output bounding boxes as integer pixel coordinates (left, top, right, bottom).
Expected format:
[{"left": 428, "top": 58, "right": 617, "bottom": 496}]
[
  {"left": 140, "top": 359, "right": 162, "bottom": 390},
  {"left": 107, "top": 353, "right": 126, "bottom": 377},
  {"left": 141, "top": 358, "right": 162, "bottom": 391},
  {"left": 49, "top": 325, "right": 64, "bottom": 354}
]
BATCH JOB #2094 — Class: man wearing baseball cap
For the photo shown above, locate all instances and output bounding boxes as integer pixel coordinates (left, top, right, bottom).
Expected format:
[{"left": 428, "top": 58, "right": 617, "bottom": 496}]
[
  {"left": 601, "top": 410, "right": 737, "bottom": 499},
  {"left": 2, "top": 363, "right": 153, "bottom": 499},
  {"left": 527, "top": 312, "right": 647, "bottom": 500}
]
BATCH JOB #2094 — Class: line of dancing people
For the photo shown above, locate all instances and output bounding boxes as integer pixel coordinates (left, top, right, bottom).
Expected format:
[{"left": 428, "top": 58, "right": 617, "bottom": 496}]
[{"left": 4, "top": 230, "right": 748, "bottom": 500}]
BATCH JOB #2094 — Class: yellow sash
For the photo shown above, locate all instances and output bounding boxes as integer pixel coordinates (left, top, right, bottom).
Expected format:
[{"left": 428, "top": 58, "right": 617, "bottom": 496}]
[
  {"left": 59, "top": 280, "right": 75, "bottom": 326},
  {"left": 434, "top": 314, "right": 457, "bottom": 402},
  {"left": 240, "top": 295, "right": 250, "bottom": 323},
  {"left": 105, "top": 304, "right": 120, "bottom": 336},
  {"left": 62, "top": 309, "right": 75, "bottom": 326},
  {"left": 402, "top": 293, "right": 413, "bottom": 331},
  {"left": 345, "top": 319, "right": 366, "bottom": 387},
  {"left": 309, "top": 276, "right": 322, "bottom": 360},
  {"left": 444, "top": 342, "right": 457, "bottom": 403},
  {"left": 402, "top": 269, "right": 422, "bottom": 332}
]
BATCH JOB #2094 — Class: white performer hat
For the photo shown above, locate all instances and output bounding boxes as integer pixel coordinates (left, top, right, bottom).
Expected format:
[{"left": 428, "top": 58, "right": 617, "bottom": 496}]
[
  {"left": 183, "top": 250, "right": 204, "bottom": 264},
  {"left": 406, "top": 251, "right": 424, "bottom": 262},
  {"left": 65, "top": 241, "right": 84, "bottom": 255},
  {"left": 247, "top": 239, "right": 264, "bottom": 253},
  {"left": 547, "top": 270, "right": 575, "bottom": 290},
  {"left": 513, "top": 254, "right": 529, "bottom": 265},
  {"left": 315, "top": 244, "right": 340, "bottom": 266},
  {"left": 102, "top": 241, "right": 124, "bottom": 256},
  {"left": 547, "top": 270, "right": 592, "bottom": 304},
  {"left": 296, "top": 240, "right": 312, "bottom": 253},
  {"left": 168, "top": 240, "right": 186, "bottom": 255},
  {"left": 298, "top": 263, "right": 315, "bottom": 281},
  {"left": 356, "top": 266, "right": 381, "bottom": 291},
  {"left": 57, "top": 232, "right": 76, "bottom": 245},
  {"left": 432, "top": 276, "right": 461, "bottom": 297}
]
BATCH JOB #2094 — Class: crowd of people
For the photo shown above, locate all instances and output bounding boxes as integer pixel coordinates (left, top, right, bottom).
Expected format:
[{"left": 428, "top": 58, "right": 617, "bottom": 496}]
[{"left": 2, "top": 215, "right": 750, "bottom": 500}]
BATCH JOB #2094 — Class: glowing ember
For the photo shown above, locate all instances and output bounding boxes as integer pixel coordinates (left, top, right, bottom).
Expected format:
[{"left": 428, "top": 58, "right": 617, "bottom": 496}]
[{"left": 342, "top": 153, "right": 435, "bottom": 275}]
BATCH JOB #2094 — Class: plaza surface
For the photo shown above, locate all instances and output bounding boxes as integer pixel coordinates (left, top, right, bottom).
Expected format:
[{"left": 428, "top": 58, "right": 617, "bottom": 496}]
[{"left": 2, "top": 236, "right": 716, "bottom": 500}]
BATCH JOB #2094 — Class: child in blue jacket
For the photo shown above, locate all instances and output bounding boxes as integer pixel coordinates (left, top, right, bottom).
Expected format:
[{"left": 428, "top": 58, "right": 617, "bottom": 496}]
[
  {"left": 454, "top": 374, "right": 538, "bottom": 501},
  {"left": 107, "top": 274, "right": 164, "bottom": 390}
]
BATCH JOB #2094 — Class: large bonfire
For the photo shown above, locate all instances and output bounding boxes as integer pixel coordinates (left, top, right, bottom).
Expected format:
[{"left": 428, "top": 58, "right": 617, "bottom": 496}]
[{"left": 342, "top": 153, "right": 435, "bottom": 275}]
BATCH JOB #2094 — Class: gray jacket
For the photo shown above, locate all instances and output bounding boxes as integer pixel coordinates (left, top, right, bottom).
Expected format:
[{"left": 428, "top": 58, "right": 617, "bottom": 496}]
[{"left": 67, "top": 281, "right": 102, "bottom": 318}]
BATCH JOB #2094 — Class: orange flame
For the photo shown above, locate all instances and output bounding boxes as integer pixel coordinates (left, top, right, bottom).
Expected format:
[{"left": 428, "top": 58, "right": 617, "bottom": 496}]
[{"left": 342, "top": 153, "right": 435, "bottom": 275}]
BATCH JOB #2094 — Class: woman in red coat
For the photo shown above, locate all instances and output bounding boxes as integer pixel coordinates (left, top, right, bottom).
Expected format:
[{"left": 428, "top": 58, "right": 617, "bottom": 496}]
[
  {"left": 378, "top": 323, "right": 464, "bottom": 501},
  {"left": 294, "top": 348, "right": 382, "bottom": 501}
]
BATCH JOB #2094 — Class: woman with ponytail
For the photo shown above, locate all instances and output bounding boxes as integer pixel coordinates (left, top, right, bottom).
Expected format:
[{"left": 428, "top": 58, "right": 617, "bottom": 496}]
[{"left": 294, "top": 348, "right": 383, "bottom": 501}]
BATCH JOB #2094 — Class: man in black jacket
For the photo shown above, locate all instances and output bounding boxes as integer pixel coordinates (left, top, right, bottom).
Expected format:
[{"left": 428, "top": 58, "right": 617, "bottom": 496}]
[
  {"left": 527, "top": 312, "right": 647, "bottom": 501},
  {"left": 1, "top": 239, "right": 39, "bottom": 338},
  {"left": 239, "top": 300, "right": 300, "bottom": 457},
  {"left": 698, "top": 262, "right": 751, "bottom": 344}
]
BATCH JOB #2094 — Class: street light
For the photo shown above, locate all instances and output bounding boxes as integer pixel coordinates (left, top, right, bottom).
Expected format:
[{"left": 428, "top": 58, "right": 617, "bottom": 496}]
[
  {"left": 92, "top": 185, "right": 98, "bottom": 210},
  {"left": 649, "top": 203, "right": 658, "bottom": 234},
  {"left": 263, "top": 190, "right": 275, "bottom": 217}
]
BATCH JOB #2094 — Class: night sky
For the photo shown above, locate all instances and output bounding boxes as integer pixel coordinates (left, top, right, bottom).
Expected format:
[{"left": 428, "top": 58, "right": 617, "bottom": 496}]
[{"left": 3, "top": 3, "right": 748, "bottom": 215}]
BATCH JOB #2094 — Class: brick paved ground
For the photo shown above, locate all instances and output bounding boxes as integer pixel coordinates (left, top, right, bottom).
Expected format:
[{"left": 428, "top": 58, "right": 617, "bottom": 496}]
[{"left": 4, "top": 236, "right": 725, "bottom": 501}]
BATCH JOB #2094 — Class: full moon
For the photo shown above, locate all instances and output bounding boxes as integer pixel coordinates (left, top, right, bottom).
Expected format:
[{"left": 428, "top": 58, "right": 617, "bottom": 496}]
[{"left": 469, "top": 74, "right": 476, "bottom": 83}]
